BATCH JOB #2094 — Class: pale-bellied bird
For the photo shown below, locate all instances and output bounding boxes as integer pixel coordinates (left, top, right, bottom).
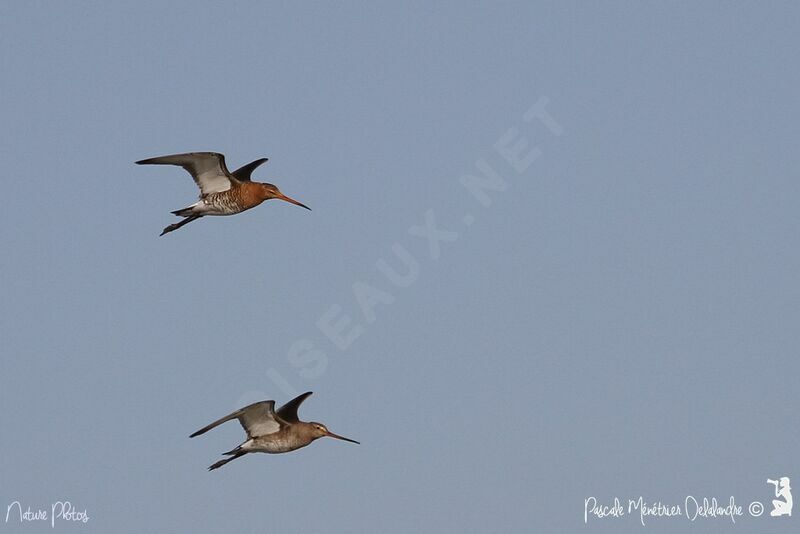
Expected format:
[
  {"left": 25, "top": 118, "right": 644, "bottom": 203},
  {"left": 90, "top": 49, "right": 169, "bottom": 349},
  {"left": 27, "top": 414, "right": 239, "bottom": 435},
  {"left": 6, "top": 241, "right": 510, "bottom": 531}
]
[{"left": 190, "top": 392, "right": 359, "bottom": 471}]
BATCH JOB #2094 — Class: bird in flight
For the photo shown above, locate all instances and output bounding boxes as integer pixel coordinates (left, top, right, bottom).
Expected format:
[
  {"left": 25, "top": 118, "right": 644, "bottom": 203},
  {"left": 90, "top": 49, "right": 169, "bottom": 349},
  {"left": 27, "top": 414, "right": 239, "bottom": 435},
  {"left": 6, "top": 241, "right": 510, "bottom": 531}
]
[
  {"left": 136, "top": 152, "right": 310, "bottom": 236},
  {"left": 190, "top": 392, "right": 359, "bottom": 471}
]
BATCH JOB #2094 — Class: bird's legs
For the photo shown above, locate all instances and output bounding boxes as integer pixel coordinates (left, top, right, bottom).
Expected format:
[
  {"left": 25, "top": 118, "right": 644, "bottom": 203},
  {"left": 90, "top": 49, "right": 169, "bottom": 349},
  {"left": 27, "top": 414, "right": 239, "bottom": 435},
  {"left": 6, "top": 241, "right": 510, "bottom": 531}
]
[
  {"left": 160, "top": 214, "right": 203, "bottom": 236},
  {"left": 207, "top": 451, "right": 248, "bottom": 471}
]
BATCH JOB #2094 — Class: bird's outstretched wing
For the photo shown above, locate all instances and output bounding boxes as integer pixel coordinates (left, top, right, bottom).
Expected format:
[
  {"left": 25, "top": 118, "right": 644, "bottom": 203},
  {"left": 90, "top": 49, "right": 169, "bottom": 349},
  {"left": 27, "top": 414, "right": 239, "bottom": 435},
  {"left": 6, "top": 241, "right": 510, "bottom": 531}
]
[
  {"left": 232, "top": 158, "right": 268, "bottom": 181},
  {"left": 136, "top": 152, "right": 236, "bottom": 197},
  {"left": 190, "top": 400, "right": 282, "bottom": 439},
  {"left": 276, "top": 391, "right": 313, "bottom": 423}
]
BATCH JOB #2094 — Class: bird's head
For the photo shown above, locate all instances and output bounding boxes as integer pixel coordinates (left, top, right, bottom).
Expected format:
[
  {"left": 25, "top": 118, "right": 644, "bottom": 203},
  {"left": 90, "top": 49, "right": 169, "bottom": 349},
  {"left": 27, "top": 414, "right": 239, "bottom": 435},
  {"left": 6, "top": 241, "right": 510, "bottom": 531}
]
[
  {"left": 307, "top": 422, "right": 360, "bottom": 444},
  {"left": 259, "top": 183, "right": 311, "bottom": 210}
]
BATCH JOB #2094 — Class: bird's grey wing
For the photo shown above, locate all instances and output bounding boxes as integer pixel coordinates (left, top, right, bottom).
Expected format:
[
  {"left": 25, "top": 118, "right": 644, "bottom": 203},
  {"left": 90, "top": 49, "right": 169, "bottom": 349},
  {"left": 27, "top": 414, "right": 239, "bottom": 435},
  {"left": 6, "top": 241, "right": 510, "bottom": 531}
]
[
  {"left": 231, "top": 158, "right": 268, "bottom": 181},
  {"left": 276, "top": 391, "right": 313, "bottom": 423},
  {"left": 136, "top": 152, "right": 236, "bottom": 196},
  {"left": 189, "top": 400, "right": 280, "bottom": 438},
  {"left": 237, "top": 401, "right": 283, "bottom": 438}
]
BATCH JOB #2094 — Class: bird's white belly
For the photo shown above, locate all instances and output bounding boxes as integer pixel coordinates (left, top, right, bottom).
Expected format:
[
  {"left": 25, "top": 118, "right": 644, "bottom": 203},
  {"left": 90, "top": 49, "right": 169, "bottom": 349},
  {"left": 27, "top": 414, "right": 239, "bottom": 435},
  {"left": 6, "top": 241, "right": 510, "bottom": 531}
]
[{"left": 242, "top": 437, "right": 298, "bottom": 454}]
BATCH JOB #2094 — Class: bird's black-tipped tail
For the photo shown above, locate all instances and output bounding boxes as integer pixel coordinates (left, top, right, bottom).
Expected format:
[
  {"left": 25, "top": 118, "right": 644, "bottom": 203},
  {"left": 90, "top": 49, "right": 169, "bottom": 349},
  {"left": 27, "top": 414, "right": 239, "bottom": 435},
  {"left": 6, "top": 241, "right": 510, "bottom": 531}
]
[
  {"left": 161, "top": 214, "right": 202, "bottom": 236},
  {"left": 171, "top": 207, "right": 195, "bottom": 217},
  {"left": 208, "top": 451, "right": 247, "bottom": 471},
  {"left": 222, "top": 446, "right": 242, "bottom": 456}
]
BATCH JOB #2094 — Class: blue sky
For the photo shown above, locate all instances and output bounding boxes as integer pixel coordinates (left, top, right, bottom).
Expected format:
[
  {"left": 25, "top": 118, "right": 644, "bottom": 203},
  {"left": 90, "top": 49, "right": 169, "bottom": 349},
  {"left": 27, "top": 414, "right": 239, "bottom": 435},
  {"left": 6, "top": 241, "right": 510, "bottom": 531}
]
[{"left": 1, "top": 2, "right": 798, "bottom": 533}]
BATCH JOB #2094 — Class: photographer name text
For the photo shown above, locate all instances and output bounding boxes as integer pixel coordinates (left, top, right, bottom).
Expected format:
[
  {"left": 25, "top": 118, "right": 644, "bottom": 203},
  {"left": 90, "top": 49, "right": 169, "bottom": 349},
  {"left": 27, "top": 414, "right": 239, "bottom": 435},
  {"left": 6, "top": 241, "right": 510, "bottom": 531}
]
[{"left": 584, "top": 496, "right": 756, "bottom": 525}]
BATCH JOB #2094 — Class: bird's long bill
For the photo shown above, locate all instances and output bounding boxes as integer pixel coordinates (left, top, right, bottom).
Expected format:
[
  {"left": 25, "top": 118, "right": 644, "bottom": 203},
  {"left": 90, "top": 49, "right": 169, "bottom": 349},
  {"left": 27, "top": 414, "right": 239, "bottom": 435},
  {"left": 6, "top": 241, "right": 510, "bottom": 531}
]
[
  {"left": 276, "top": 192, "right": 311, "bottom": 211},
  {"left": 325, "top": 429, "right": 360, "bottom": 444}
]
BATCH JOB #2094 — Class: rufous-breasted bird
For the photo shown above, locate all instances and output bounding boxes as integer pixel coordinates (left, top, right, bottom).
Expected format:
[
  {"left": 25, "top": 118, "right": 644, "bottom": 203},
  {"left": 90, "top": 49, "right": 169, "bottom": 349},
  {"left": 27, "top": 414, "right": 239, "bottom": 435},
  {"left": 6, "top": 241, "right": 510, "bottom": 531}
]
[{"left": 136, "top": 152, "right": 310, "bottom": 236}]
